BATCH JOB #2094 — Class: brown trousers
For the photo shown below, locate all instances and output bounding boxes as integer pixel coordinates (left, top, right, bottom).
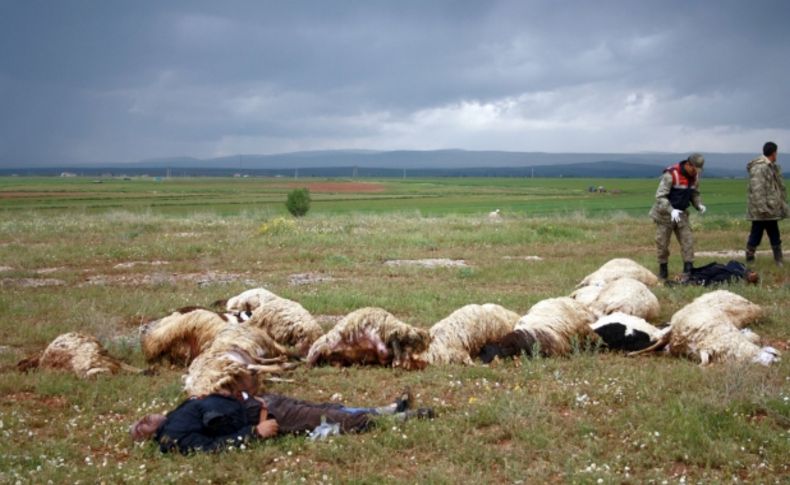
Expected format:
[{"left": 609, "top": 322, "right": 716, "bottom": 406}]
[
  {"left": 655, "top": 215, "right": 694, "bottom": 263},
  {"left": 257, "top": 394, "right": 374, "bottom": 435}
]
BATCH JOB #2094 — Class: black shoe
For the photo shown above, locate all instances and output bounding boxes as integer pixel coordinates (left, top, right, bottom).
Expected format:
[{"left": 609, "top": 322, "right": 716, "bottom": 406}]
[
  {"left": 772, "top": 245, "right": 784, "bottom": 267},
  {"left": 658, "top": 263, "right": 668, "bottom": 280},
  {"left": 746, "top": 245, "right": 756, "bottom": 263},
  {"left": 393, "top": 387, "right": 412, "bottom": 413},
  {"left": 683, "top": 262, "right": 693, "bottom": 274}
]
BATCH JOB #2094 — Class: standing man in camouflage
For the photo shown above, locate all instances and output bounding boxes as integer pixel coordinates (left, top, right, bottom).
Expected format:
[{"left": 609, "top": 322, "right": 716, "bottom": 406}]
[
  {"left": 745, "top": 142, "right": 788, "bottom": 266},
  {"left": 649, "top": 153, "right": 706, "bottom": 280}
]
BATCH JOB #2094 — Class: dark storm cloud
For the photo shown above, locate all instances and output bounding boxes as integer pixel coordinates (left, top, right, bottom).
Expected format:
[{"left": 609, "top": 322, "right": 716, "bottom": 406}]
[{"left": 1, "top": 0, "right": 788, "bottom": 164}]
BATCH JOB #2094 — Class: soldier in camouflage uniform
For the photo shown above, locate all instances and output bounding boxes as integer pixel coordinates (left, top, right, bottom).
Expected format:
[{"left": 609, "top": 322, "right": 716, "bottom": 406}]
[
  {"left": 745, "top": 142, "right": 788, "bottom": 266},
  {"left": 649, "top": 153, "right": 706, "bottom": 280}
]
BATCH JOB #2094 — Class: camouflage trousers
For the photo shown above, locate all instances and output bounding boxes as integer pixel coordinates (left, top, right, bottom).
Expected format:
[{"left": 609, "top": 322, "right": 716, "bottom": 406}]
[{"left": 655, "top": 216, "right": 694, "bottom": 264}]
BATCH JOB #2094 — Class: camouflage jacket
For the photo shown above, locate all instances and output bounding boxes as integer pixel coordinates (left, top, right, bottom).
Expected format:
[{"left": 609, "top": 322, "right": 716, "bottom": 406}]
[
  {"left": 648, "top": 171, "right": 702, "bottom": 223},
  {"left": 746, "top": 155, "right": 788, "bottom": 221}
]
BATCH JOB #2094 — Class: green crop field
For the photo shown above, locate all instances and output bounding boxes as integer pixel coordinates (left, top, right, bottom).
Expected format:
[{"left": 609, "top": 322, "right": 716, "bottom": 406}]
[
  {"left": 0, "top": 176, "right": 787, "bottom": 483},
  {"left": 0, "top": 175, "right": 750, "bottom": 217}
]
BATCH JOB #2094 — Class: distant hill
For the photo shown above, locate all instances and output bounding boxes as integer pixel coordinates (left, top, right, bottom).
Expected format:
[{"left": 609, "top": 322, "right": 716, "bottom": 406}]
[
  {"left": 0, "top": 161, "right": 747, "bottom": 179},
  {"left": 127, "top": 149, "right": 751, "bottom": 173},
  {"left": 0, "top": 149, "right": 755, "bottom": 178}
]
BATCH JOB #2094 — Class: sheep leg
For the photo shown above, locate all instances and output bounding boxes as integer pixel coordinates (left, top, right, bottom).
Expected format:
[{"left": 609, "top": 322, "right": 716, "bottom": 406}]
[
  {"left": 255, "top": 356, "right": 287, "bottom": 365},
  {"left": 247, "top": 363, "right": 291, "bottom": 374},
  {"left": 118, "top": 362, "right": 146, "bottom": 374}
]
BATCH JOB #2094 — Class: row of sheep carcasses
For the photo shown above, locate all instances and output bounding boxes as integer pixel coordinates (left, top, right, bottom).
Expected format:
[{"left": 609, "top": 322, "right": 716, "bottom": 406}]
[{"left": 20, "top": 258, "right": 780, "bottom": 395}]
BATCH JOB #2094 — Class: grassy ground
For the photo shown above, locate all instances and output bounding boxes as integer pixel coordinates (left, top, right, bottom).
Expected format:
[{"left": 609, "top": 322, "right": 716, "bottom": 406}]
[{"left": 0, "top": 177, "right": 788, "bottom": 483}]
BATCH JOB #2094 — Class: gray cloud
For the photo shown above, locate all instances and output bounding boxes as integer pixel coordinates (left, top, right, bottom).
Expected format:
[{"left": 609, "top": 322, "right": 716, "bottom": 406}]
[{"left": 1, "top": 0, "right": 789, "bottom": 164}]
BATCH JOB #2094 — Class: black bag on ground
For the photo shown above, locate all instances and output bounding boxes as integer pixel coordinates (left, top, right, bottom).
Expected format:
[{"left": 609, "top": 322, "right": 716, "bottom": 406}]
[{"left": 680, "top": 260, "right": 756, "bottom": 286}]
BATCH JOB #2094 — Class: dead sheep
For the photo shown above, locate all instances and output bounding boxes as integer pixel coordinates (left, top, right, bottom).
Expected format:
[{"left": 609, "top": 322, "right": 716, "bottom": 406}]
[
  {"left": 570, "top": 284, "right": 603, "bottom": 307},
  {"left": 207, "top": 323, "right": 290, "bottom": 360},
  {"left": 183, "top": 349, "right": 255, "bottom": 397},
  {"left": 182, "top": 325, "right": 294, "bottom": 396},
  {"left": 424, "top": 303, "right": 520, "bottom": 365},
  {"left": 306, "top": 307, "right": 430, "bottom": 370},
  {"left": 639, "top": 304, "right": 780, "bottom": 366},
  {"left": 17, "top": 332, "right": 142, "bottom": 378},
  {"left": 590, "top": 312, "right": 663, "bottom": 352},
  {"left": 578, "top": 258, "right": 659, "bottom": 288},
  {"left": 678, "top": 290, "right": 763, "bottom": 329},
  {"left": 246, "top": 296, "right": 324, "bottom": 356},
  {"left": 479, "top": 297, "right": 599, "bottom": 363},
  {"left": 140, "top": 307, "right": 241, "bottom": 365},
  {"left": 582, "top": 277, "right": 661, "bottom": 321},
  {"left": 223, "top": 287, "right": 280, "bottom": 312}
]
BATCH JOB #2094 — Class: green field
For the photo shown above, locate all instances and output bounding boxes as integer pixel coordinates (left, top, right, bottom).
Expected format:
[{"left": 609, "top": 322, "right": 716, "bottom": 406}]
[
  {"left": 0, "top": 175, "right": 750, "bottom": 217},
  {"left": 0, "top": 176, "right": 787, "bottom": 483}
]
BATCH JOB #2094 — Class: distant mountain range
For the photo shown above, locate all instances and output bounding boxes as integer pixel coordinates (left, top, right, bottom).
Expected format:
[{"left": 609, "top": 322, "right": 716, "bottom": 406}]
[{"left": 0, "top": 149, "right": 764, "bottom": 178}]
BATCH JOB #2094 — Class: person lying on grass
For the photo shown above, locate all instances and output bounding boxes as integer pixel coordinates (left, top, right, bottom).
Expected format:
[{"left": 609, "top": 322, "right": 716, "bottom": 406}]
[{"left": 130, "top": 366, "right": 433, "bottom": 454}]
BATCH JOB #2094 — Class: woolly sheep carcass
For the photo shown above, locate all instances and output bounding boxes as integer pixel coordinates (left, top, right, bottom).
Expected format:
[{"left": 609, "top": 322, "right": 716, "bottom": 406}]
[
  {"left": 17, "top": 332, "right": 142, "bottom": 378},
  {"left": 679, "top": 290, "right": 763, "bottom": 329},
  {"left": 578, "top": 258, "right": 659, "bottom": 288},
  {"left": 224, "top": 287, "right": 281, "bottom": 312},
  {"left": 246, "top": 296, "right": 324, "bottom": 356},
  {"left": 664, "top": 305, "right": 778, "bottom": 366},
  {"left": 306, "top": 307, "right": 430, "bottom": 370},
  {"left": 140, "top": 307, "right": 241, "bottom": 365},
  {"left": 479, "top": 297, "right": 599, "bottom": 362},
  {"left": 182, "top": 325, "right": 294, "bottom": 396},
  {"left": 631, "top": 297, "right": 778, "bottom": 366},
  {"left": 424, "top": 303, "right": 520, "bottom": 365},
  {"left": 584, "top": 277, "right": 660, "bottom": 321}
]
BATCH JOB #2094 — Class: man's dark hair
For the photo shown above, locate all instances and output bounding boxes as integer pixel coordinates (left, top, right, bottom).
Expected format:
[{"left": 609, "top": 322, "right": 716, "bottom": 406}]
[{"left": 763, "top": 141, "right": 778, "bottom": 157}]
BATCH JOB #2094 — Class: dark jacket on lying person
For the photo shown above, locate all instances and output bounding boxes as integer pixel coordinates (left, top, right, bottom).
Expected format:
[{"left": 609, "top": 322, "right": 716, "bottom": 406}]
[
  {"left": 153, "top": 393, "right": 375, "bottom": 454},
  {"left": 154, "top": 394, "right": 259, "bottom": 454}
]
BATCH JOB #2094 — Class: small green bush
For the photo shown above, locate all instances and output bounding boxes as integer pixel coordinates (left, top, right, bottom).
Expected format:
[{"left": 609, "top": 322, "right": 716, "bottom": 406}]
[{"left": 285, "top": 188, "right": 311, "bottom": 217}]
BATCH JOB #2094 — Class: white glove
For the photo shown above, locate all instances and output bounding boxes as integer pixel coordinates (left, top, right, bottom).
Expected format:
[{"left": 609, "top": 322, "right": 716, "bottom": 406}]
[
  {"left": 698, "top": 204, "right": 706, "bottom": 215},
  {"left": 670, "top": 209, "right": 682, "bottom": 223}
]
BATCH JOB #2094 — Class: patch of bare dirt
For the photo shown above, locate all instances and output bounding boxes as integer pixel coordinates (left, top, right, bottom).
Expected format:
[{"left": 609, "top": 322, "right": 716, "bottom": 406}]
[
  {"left": 288, "top": 272, "right": 335, "bottom": 286},
  {"left": 384, "top": 258, "right": 468, "bottom": 268},
  {"left": 33, "top": 267, "right": 63, "bottom": 274},
  {"left": 0, "top": 277, "right": 65, "bottom": 287},
  {"left": 696, "top": 249, "right": 790, "bottom": 258},
  {"left": 0, "top": 265, "right": 13, "bottom": 272},
  {"left": 273, "top": 182, "right": 386, "bottom": 193},
  {"left": 502, "top": 255, "right": 544, "bottom": 261},
  {"left": 113, "top": 260, "right": 169, "bottom": 269},
  {"left": 80, "top": 271, "right": 256, "bottom": 287}
]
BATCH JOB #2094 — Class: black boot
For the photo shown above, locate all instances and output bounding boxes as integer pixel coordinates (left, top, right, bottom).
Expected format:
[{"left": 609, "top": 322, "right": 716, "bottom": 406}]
[
  {"left": 745, "top": 245, "right": 756, "bottom": 263},
  {"left": 772, "top": 245, "right": 784, "bottom": 267},
  {"left": 683, "top": 261, "right": 693, "bottom": 274},
  {"left": 658, "top": 263, "right": 668, "bottom": 280}
]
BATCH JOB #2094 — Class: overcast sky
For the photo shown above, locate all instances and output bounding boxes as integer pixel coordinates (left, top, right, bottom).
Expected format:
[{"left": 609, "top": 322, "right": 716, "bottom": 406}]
[{"left": 1, "top": 0, "right": 789, "bottom": 164}]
